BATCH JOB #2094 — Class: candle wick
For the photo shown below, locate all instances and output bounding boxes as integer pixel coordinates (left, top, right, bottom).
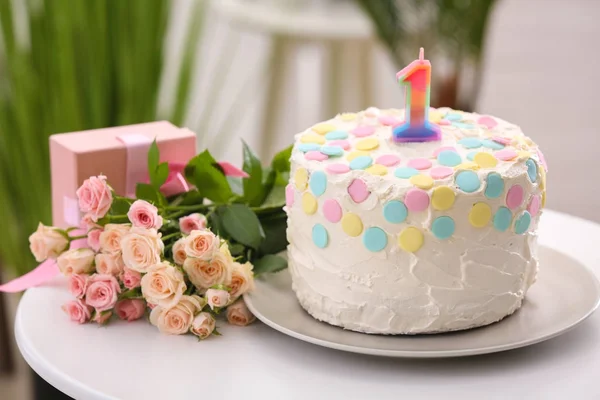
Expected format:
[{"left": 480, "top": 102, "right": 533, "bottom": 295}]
[{"left": 419, "top": 47, "right": 424, "bottom": 61}]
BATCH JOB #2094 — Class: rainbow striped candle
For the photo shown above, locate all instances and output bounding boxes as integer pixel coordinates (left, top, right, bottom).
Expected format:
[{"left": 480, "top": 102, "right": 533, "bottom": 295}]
[{"left": 393, "top": 48, "right": 441, "bottom": 143}]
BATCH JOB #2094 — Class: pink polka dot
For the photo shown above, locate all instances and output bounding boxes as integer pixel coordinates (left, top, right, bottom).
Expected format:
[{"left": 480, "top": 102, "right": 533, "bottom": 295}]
[
  {"left": 478, "top": 116, "right": 498, "bottom": 129},
  {"left": 328, "top": 140, "right": 351, "bottom": 150},
  {"left": 285, "top": 184, "right": 295, "bottom": 207},
  {"left": 375, "top": 154, "right": 401, "bottom": 167},
  {"left": 430, "top": 166, "right": 454, "bottom": 180},
  {"left": 537, "top": 149, "right": 548, "bottom": 172},
  {"left": 326, "top": 163, "right": 350, "bottom": 174},
  {"left": 405, "top": 188, "right": 430, "bottom": 212},
  {"left": 506, "top": 185, "right": 524, "bottom": 210},
  {"left": 528, "top": 195, "right": 541, "bottom": 216},
  {"left": 351, "top": 126, "right": 375, "bottom": 137},
  {"left": 495, "top": 149, "right": 518, "bottom": 161},
  {"left": 438, "top": 119, "right": 451, "bottom": 126},
  {"left": 492, "top": 136, "right": 511, "bottom": 145},
  {"left": 305, "top": 151, "right": 328, "bottom": 161},
  {"left": 348, "top": 179, "right": 369, "bottom": 203},
  {"left": 378, "top": 116, "right": 401, "bottom": 126},
  {"left": 407, "top": 158, "right": 432, "bottom": 170},
  {"left": 323, "top": 199, "right": 342, "bottom": 223},
  {"left": 432, "top": 146, "right": 457, "bottom": 157}
]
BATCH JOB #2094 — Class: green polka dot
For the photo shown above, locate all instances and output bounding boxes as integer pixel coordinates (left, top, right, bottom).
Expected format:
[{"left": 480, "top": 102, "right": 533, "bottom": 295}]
[
  {"left": 432, "top": 216, "right": 455, "bottom": 239},
  {"left": 515, "top": 211, "right": 532, "bottom": 234},
  {"left": 363, "top": 227, "right": 387, "bottom": 252},
  {"left": 455, "top": 170, "right": 480, "bottom": 193},
  {"left": 526, "top": 159, "right": 538, "bottom": 183},
  {"left": 437, "top": 150, "right": 462, "bottom": 167},
  {"left": 394, "top": 167, "right": 419, "bottom": 179},
  {"left": 383, "top": 200, "right": 407, "bottom": 224},
  {"left": 493, "top": 207, "right": 512, "bottom": 232},
  {"left": 485, "top": 173, "right": 504, "bottom": 199},
  {"left": 312, "top": 224, "right": 328, "bottom": 248},
  {"left": 309, "top": 171, "right": 327, "bottom": 196}
]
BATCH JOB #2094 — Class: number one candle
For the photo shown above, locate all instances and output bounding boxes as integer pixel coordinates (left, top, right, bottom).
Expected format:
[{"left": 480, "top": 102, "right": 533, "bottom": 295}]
[{"left": 393, "top": 48, "right": 441, "bottom": 143}]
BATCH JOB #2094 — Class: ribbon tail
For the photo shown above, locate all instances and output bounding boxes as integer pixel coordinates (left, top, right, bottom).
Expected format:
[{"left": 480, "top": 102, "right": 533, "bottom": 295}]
[
  {"left": 0, "top": 259, "right": 60, "bottom": 293},
  {"left": 218, "top": 162, "right": 249, "bottom": 178}
]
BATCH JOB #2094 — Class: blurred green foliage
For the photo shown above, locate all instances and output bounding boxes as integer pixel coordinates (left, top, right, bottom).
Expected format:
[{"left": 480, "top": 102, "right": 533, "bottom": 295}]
[{"left": 0, "top": 0, "right": 204, "bottom": 276}]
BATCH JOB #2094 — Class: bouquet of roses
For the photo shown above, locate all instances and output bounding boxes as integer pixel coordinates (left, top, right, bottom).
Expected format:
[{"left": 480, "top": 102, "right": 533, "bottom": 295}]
[{"left": 28, "top": 141, "right": 291, "bottom": 339}]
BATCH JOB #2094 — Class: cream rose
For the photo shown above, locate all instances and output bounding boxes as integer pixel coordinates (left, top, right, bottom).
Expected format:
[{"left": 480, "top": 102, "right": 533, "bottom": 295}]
[
  {"left": 190, "top": 312, "right": 215, "bottom": 339},
  {"left": 140, "top": 262, "right": 186, "bottom": 309},
  {"left": 99, "top": 224, "right": 131, "bottom": 255},
  {"left": 229, "top": 261, "right": 255, "bottom": 298},
  {"left": 94, "top": 253, "right": 125, "bottom": 276},
  {"left": 120, "top": 227, "right": 164, "bottom": 273},
  {"left": 172, "top": 238, "right": 187, "bottom": 266},
  {"left": 57, "top": 248, "right": 95, "bottom": 276},
  {"left": 226, "top": 299, "right": 256, "bottom": 326},
  {"left": 149, "top": 295, "right": 203, "bottom": 335},
  {"left": 184, "top": 229, "right": 218, "bottom": 260},
  {"left": 29, "top": 223, "right": 69, "bottom": 262},
  {"left": 206, "top": 288, "right": 230, "bottom": 310},
  {"left": 183, "top": 251, "right": 231, "bottom": 290}
]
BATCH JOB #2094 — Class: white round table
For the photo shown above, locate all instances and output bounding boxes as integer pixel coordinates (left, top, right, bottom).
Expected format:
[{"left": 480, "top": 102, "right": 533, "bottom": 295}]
[{"left": 15, "top": 209, "right": 600, "bottom": 400}]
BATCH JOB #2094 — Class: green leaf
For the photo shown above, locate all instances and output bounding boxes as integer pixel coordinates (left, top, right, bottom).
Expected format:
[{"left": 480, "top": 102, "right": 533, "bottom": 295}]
[
  {"left": 253, "top": 254, "right": 287, "bottom": 275},
  {"left": 218, "top": 204, "right": 264, "bottom": 250},
  {"left": 184, "top": 150, "right": 232, "bottom": 203},
  {"left": 178, "top": 190, "right": 204, "bottom": 206},
  {"left": 271, "top": 144, "right": 292, "bottom": 173},
  {"left": 227, "top": 176, "right": 244, "bottom": 197},
  {"left": 110, "top": 197, "right": 132, "bottom": 215},
  {"left": 136, "top": 183, "right": 166, "bottom": 206},
  {"left": 241, "top": 140, "right": 264, "bottom": 206},
  {"left": 258, "top": 212, "right": 288, "bottom": 255},
  {"left": 119, "top": 287, "right": 143, "bottom": 300},
  {"left": 228, "top": 243, "right": 246, "bottom": 257},
  {"left": 155, "top": 162, "right": 169, "bottom": 187},
  {"left": 208, "top": 212, "right": 225, "bottom": 237},
  {"left": 148, "top": 139, "right": 159, "bottom": 186}
]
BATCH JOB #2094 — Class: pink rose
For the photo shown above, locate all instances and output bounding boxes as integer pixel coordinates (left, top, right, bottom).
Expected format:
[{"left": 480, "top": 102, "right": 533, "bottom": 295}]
[
  {"left": 115, "top": 299, "right": 146, "bottom": 322},
  {"left": 190, "top": 312, "right": 215, "bottom": 339},
  {"left": 87, "top": 229, "right": 103, "bottom": 252},
  {"left": 127, "top": 200, "right": 163, "bottom": 229},
  {"left": 172, "top": 238, "right": 187, "bottom": 266},
  {"left": 68, "top": 274, "right": 88, "bottom": 298},
  {"left": 95, "top": 253, "right": 125, "bottom": 276},
  {"left": 76, "top": 175, "right": 113, "bottom": 221},
  {"left": 121, "top": 267, "right": 142, "bottom": 289},
  {"left": 62, "top": 299, "right": 92, "bottom": 324},
  {"left": 80, "top": 213, "right": 100, "bottom": 231},
  {"left": 179, "top": 213, "right": 207, "bottom": 235},
  {"left": 206, "top": 288, "right": 230, "bottom": 310},
  {"left": 226, "top": 299, "right": 256, "bottom": 326},
  {"left": 28, "top": 223, "right": 69, "bottom": 262},
  {"left": 85, "top": 274, "right": 121, "bottom": 312},
  {"left": 93, "top": 311, "right": 112, "bottom": 325},
  {"left": 184, "top": 229, "right": 218, "bottom": 260}
]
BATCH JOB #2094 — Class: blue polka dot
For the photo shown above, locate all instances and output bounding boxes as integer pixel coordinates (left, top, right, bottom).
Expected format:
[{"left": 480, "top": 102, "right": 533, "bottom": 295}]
[
  {"left": 485, "top": 173, "right": 504, "bottom": 199},
  {"left": 455, "top": 170, "right": 481, "bottom": 193},
  {"left": 383, "top": 200, "right": 407, "bottom": 224},
  {"left": 309, "top": 171, "right": 327, "bottom": 196},
  {"left": 320, "top": 145, "right": 344, "bottom": 157},
  {"left": 325, "top": 130, "right": 348, "bottom": 140},
  {"left": 493, "top": 207, "right": 512, "bottom": 232},
  {"left": 453, "top": 122, "right": 475, "bottom": 129},
  {"left": 363, "top": 227, "right": 387, "bottom": 252},
  {"left": 458, "top": 138, "right": 482, "bottom": 149},
  {"left": 526, "top": 159, "right": 538, "bottom": 183},
  {"left": 467, "top": 151, "right": 477, "bottom": 161},
  {"left": 515, "top": 211, "right": 532, "bottom": 234},
  {"left": 394, "top": 167, "right": 419, "bottom": 179},
  {"left": 437, "top": 150, "right": 462, "bottom": 167},
  {"left": 446, "top": 113, "right": 462, "bottom": 121},
  {"left": 482, "top": 139, "right": 505, "bottom": 150},
  {"left": 298, "top": 143, "right": 321, "bottom": 153},
  {"left": 349, "top": 155, "right": 373, "bottom": 170},
  {"left": 312, "top": 224, "right": 328, "bottom": 248},
  {"left": 432, "top": 216, "right": 455, "bottom": 239}
]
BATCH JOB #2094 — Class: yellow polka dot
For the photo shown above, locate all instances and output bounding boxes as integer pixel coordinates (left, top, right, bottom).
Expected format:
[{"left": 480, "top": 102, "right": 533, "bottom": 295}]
[
  {"left": 302, "top": 192, "right": 318, "bottom": 215},
  {"left": 300, "top": 134, "right": 326, "bottom": 145},
  {"left": 474, "top": 152, "right": 498, "bottom": 168},
  {"left": 431, "top": 186, "right": 455, "bottom": 211},
  {"left": 409, "top": 174, "right": 434, "bottom": 190},
  {"left": 341, "top": 213, "right": 363, "bottom": 237},
  {"left": 346, "top": 150, "right": 370, "bottom": 161},
  {"left": 541, "top": 190, "right": 546, "bottom": 208},
  {"left": 398, "top": 227, "right": 424, "bottom": 253},
  {"left": 366, "top": 164, "right": 388, "bottom": 176},
  {"left": 339, "top": 113, "right": 357, "bottom": 122},
  {"left": 540, "top": 167, "right": 546, "bottom": 190},
  {"left": 517, "top": 150, "right": 531, "bottom": 160},
  {"left": 355, "top": 138, "right": 380, "bottom": 151},
  {"left": 469, "top": 202, "right": 492, "bottom": 228},
  {"left": 294, "top": 168, "right": 308, "bottom": 190},
  {"left": 312, "top": 123, "right": 336, "bottom": 135},
  {"left": 455, "top": 161, "right": 480, "bottom": 171},
  {"left": 524, "top": 137, "right": 534, "bottom": 146},
  {"left": 429, "top": 110, "right": 443, "bottom": 123}
]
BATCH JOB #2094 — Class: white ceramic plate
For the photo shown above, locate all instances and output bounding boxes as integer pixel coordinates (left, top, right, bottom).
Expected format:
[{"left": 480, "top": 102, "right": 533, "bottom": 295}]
[{"left": 245, "top": 246, "right": 600, "bottom": 358}]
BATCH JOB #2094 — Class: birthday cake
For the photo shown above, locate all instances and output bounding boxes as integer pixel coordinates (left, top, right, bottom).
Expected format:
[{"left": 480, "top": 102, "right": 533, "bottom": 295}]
[{"left": 284, "top": 105, "right": 547, "bottom": 334}]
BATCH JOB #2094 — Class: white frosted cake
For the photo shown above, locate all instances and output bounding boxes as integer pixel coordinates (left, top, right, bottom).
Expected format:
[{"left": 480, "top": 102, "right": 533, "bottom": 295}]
[{"left": 284, "top": 107, "right": 547, "bottom": 334}]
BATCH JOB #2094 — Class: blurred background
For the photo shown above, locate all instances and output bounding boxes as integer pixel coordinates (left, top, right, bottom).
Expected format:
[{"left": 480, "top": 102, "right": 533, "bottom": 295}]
[{"left": 0, "top": 0, "right": 598, "bottom": 398}]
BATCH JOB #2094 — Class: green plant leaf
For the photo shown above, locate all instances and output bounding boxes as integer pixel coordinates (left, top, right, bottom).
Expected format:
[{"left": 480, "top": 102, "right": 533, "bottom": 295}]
[
  {"left": 178, "top": 190, "right": 204, "bottom": 206},
  {"left": 227, "top": 176, "right": 244, "bottom": 197},
  {"left": 119, "top": 287, "right": 143, "bottom": 300},
  {"left": 148, "top": 139, "right": 159, "bottom": 186},
  {"left": 110, "top": 197, "right": 132, "bottom": 215},
  {"left": 271, "top": 144, "right": 292, "bottom": 173},
  {"left": 218, "top": 204, "right": 264, "bottom": 250},
  {"left": 241, "top": 140, "right": 264, "bottom": 206},
  {"left": 228, "top": 243, "right": 246, "bottom": 257},
  {"left": 253, "top": 254, "right": 287, "bottom": 275},
  {"left": 136, "top": 183, "right": 166, "bottom": 206},
  {"left": 155, "top": 162, "right": 169, "bottom": 187},
  {"left": 258, "top": 212, "right": 288, "bottom": 255},
  {"left": 184, "top": 150, "right": 232, "bottom": 203}
]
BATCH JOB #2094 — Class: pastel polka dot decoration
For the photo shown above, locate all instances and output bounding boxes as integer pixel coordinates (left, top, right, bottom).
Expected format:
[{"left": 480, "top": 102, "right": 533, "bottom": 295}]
[
  {"left": 526, "top": 159, "right": 538, "bottom": 182},
  {"left": 302, "top": 193, "right": 318, "bottom": 215},
  {"left": 430, "top": 166, "right": 454, "bottom": 179},
  {"left": 495, "top": 149, "right": 517, "bottom": 161},
  {"left": 351, "top": 126, "right": 375, "bottom": 137},
  {"left": 514, "top": 211, "right": 532, "bottom": 234},
  {"left": 349, "top": 155, "right": 373, "bottom": 170},
  {"left": 329, "top": 140, "right": 351, "bottom": 150},
  {"left": 458, "top": 137, "right": 482, "bottom": 149},
  {"left": 325, "top": 130, "right": 348, "bottom": 140},
  {"left": 477, "top": 115, "right": 498, "bottom": 129},
  {"left": 320, "top": 146, "right": 344, "bottom": 157},
  {"left": 312, "top": 123, "right": 335, "bottom": 135},
  {"left": 323, "top": 199, "right": 342, "bottom": 223},
  {"left": 405, "top": 188, "right": 430, "bottom": 212},
  {"left": 376, "top": 154, "right": 401, "bottom": 167},
  {"left": 431, "top": 186, "right": 455, "bottom": 210},
  {"left": 341, "top": 213, "right": 363, "bottom": 237},
  {"left": 455, "top": 170, "right": 480, "bottom": 193},
  {"left": 348, "top": 179, "right": 369, "bottom": 203},
  {"left": 298, "top": 143, "right": 321, "bottom": 153},
  {"left": 484, "top": 173, "right": 504, "bottom": 199},
  {"left": 301, "top": 134, "right": 326, "bottom": 145},
  {"left": 528, "top": 194, "right": 541, "bottom": 217},
  {"left": 395, "top": 167, "right": 419, "bottom": 179},
  {"left": 474, "top": 152, "right": 497, "bottom": 168},
  {"left": 305, "top": 151, "right": 328, "bottom": 161},
  {"left": 506, "top": 184, "right": 524, "bottom": 210},
  {"left": 432, "top": 216, "right": 455, "bottom": 239},
  {"left": 432, "top": 146, "right": 456, "bottom": 157},
  {"left": 437, "top": 150, "right": 462, "bottom": 167},
  {"left": 312, "top": 224, "right": 328, "bottom": 248},
  {"left": 325, "top": 164, "right": 350, "bottom": 174},
  {"left": 469, "top": 202, "right": 492, "bottom": 228},
  {"left": 285, "top": 184, "right": 295, "bottom": 207},
  {"left": 398, "top": 227, "right": 424, "bottom": 253},
  {"left": 356, "top": 138, "right": 380, "bottom": 151},
  {"left": 346, "top": 151, "right": 369, "bottom": 161},
  {"left": 379, "top": 115, "right": 400, "bottom": 126},
  {"left": 363, "top": 227, "right": 388, "bottom": 252},
  {"left": 407, "top": 158, "right": 432, "bottom": 170},
  {"left": 410, "top": 174, "right": 434, "bottom": 190},
  {"left": 493, "top": 207, "right": 512, "bottom": 232},
  {"left": 294, "top": 168, "right": 308, "bottom": 190},
  {"left": 366, "top": 164, "right": 388, "bottom": 176},
  {"left": 309, "top": 171, "right": 327, "bottom": 196},
  {"left": 383, "top": 200, "right": 408, "bottom": 224},
  {"left": 481, "top": 139, "right": 504, "bottom": 150}
]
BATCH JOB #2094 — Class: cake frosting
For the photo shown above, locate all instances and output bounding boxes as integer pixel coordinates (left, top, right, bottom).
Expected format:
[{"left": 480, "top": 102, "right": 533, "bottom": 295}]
[{"left": 285, "top": 107, "right": 547, "bottom": 334}]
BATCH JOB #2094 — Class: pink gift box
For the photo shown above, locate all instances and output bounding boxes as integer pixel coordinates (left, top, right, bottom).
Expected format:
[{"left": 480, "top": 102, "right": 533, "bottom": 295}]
[{"left": 50, "top": 121, "right": 196, "bottom": 228}]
